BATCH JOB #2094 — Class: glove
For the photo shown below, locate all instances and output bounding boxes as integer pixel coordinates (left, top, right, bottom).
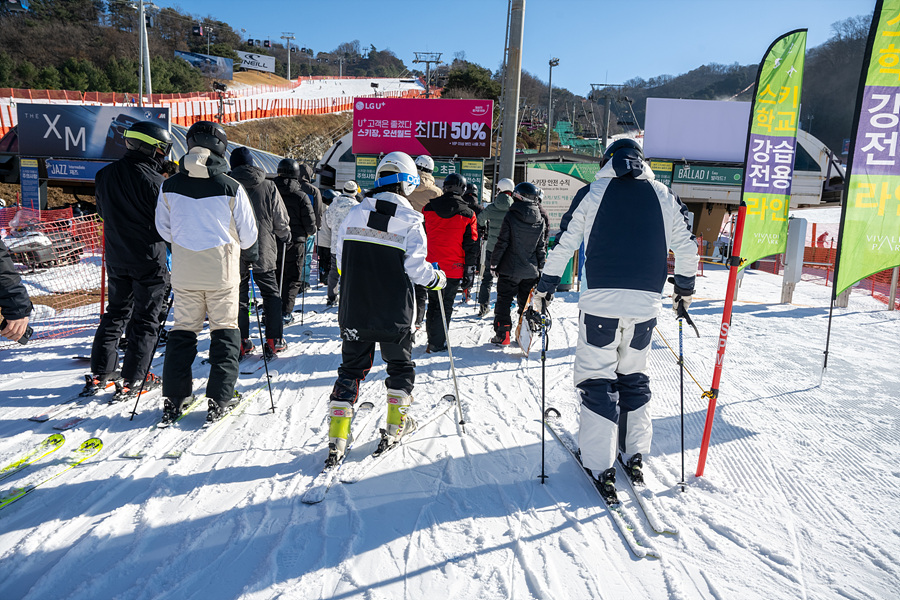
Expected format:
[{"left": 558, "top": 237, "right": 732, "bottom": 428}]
[
  {"left": 460, "top": 265, "right": 476, "bottom": 290},
  {"left": 668, "top": 276, "right": 693, "bottom": 318},
  {"left": 425, "top": 269, "right": 447, "bottom": 291},
  {"left": 532, "top": 289, "right": 551, "bottom": 314},
  {"left": 278, "top": 234, "right": 292, "bottom": 246},
  {"left": 242, "top": 241, "right": 259, "bottom": 264}
]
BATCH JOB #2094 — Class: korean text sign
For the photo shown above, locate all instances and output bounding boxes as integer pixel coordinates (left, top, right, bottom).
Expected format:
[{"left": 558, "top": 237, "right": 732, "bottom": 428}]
[
  {"left": 740, "top": 29, "right": 807, "bottom": 270},
  {"left": 352, "top": 98, "right": 493, "bottom": 158},
  {"left": 837, "top": 0, "right": 900, "bottom": 293}
]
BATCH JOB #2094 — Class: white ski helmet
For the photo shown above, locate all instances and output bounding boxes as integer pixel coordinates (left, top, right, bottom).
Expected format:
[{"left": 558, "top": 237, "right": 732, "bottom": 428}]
[
  {"left": 497, "top": 178, "right": 515, "bottom": 193},
  {"left": 374, "top": 151, "right": 420, "bottom": 196},
  {"left": 414, "top": 154, "right": 434, "bottom": 174}
]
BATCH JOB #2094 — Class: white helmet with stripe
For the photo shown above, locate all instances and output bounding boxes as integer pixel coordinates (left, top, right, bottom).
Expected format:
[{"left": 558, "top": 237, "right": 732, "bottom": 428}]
[{"left": 374, "top": 151, "right": 420, "bottom": 197}]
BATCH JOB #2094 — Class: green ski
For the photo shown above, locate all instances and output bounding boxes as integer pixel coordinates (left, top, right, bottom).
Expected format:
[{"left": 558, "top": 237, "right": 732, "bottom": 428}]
[
  {"left": 0, "top": 434, "right": 66, "bottom": 483},
  {"left": 0, "top": 438, "right": 103, "bottom": 510}
]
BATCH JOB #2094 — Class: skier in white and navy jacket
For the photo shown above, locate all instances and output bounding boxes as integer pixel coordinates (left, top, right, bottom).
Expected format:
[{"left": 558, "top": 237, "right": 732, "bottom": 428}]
[
  {"left": 325, "top": 152, "right": 446, "bottom": 466},
  {"left": 532, "top": 139, "right": 698, "bottom": 499}
]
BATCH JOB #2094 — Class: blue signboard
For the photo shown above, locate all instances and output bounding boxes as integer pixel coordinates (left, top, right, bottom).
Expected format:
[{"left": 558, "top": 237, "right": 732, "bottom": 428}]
[
  {"left": 17, "top": 105, "right": 169, "bottom": 160},
  {"left": 46, "top": 159, "right": 111, "bottom": 181},
  {"left": 19, "top": 158, "right": 41, "bottom": 210}
]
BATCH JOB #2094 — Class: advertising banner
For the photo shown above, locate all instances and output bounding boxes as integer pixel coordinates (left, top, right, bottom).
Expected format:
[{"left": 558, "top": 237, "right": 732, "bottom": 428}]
[
  {"left": 17, "top": 105, "right": 169, "bottom": 160},
  {"left": 46, "top": 159, "right": 111, "bottom": 181},
  {"left": 739, "top": 29, "right": 808, "bottom": 270},
  {"left": 835, "top": 0, "right": 900, "bottom": 294},
  {"left": 353, "top": 98, "right": 493, "bottom": 157},
  {"left": 672, "top": 164, "right": 743, "bottom": 186},
  {"left": 355, "top": 155, "right": 484, "bottom": 201},
  {"left": 174, "top": 50, "right": 233, "bottom": 80},
  {"left": 236, "top": 51, "right": 275, "bottom": 74},
  {"left": 19, "top": 158, "right": 40, "bottom": 210},
  {"left": 526, "top": 167, "right": 588, "bottom": 232}
]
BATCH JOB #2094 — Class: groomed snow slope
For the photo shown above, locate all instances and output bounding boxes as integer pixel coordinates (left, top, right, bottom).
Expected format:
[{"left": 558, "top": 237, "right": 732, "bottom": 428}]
[{"left": 1, "top": 264, "right": 898, "bottom": 599}]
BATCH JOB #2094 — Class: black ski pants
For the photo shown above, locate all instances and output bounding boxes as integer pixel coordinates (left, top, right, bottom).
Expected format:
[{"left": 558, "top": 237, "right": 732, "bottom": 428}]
[
  {"left": 163, "top": 328, "right": 240, "bottom": 404},
  {"left": 277, "top": 237, "right": 307, "bottom": 315},
  {"left": 494, "top": 275, "right": 538, "bottom": 332},
  {"left": 336, "top": 332, "right": 415, "bottom": 395},
  {"left": 414, "top": 284, "right": 427, "bottom": 327},
  {"left": 91, "top": 262, "right": 168, "bottom": 381},
  {"left": 477, "top": 250, "right": 494, "bottom": 305},
  {"left": 425, "top": 278, "right": 461, "bottom": 349},
  {"left": 238, "top": 264, "right": 283, "bottom": 341}
]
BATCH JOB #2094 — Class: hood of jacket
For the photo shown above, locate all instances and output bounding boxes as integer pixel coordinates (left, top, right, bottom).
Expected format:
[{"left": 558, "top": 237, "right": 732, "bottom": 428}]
[
  {"left": 509, "top": 199, "right": 540, "bottom": 224},
  {"left": 595, "top": 157, "right": 655, "bottom": 181},
  {"left": 419, "top": 171, "right": 436, "bottom": 188},
  {"left": 180, "top": 147, "right": 228, "bottom": 179},
  {"left": 493, "top": 191, "right": 513, "bottom": 211},
  {"left": 299, "top": 163, "right": 315, "bottom": 182},
  {"left": 230, "top": 164, "right": 266, "bottom": 187},
  {"left": 429, "top": 192, "right": 473, "bottom": 219}
]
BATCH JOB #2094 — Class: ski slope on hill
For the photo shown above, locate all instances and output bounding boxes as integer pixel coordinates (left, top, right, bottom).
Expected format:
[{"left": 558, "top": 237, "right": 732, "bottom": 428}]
[{"left": 1, "top": 265, "right": 898, "bottom": 599}]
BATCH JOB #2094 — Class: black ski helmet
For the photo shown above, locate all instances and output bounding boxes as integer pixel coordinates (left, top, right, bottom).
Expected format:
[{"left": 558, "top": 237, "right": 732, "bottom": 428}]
[
  {"left": 123, "top": 121, "right": 173, "bottom": 158},
  {"left": 277, "top": 158, "right": 301, "bottom": 179},
  {"left": 321, "top": 188, "right": 338, "bottom": 205},
  {"left": 465, "top": 183, "right": 477, "bottom": 196},
  {"left": 512, "top": 181, "right": 541, "bottom": 203},
  {"left": 186, "top": 120, "right": 227, "bottom": 157},
  {"left": 443, "top": 173, "right": 467, "bottom": 196},
  {"left": 602, "top": 138, "right": 643, "bottom": 165}
]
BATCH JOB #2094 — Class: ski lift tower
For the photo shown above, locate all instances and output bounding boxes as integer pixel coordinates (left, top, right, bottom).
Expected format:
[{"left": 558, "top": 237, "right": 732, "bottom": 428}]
[
  {"left": 281, "top": 33, "right": 296, "bottom": 81},
  {"left": 590, "top": 82, "right": 626, "bottom": 152},
  {"left": 413, "top": 52, "right": 442, "bottom": 98}
]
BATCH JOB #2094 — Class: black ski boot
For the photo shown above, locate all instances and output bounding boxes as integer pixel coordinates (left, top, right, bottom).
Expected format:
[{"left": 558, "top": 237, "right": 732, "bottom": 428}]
[
  {"left": 110, "top": 373, "right": 161, "bottom": 403},
  {"left": 590, "top": 467, "right": 621, "bottom": 507},
  {"left": 619, "top": 453, "right": 645, "bottom": 487},
  {"left": 206, "top": 393, "right": 241, "bottom": 423},
  {"left": 161, "top": 397, "right": 189, "bottom": 426},
  {"left": 373, "top": 416, "right": 417, "bottom": 457},
  {"left": 80, "top": 371, "right": 121, "bottom": 397},
  {"left": 477, "top": 303, "right": 489, "bottom": 318}
]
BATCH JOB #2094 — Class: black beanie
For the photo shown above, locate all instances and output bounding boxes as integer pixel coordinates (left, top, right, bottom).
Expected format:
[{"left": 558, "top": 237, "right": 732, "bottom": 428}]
[{"left": 230, "top": 146, "right": 254, "bottom": 169}]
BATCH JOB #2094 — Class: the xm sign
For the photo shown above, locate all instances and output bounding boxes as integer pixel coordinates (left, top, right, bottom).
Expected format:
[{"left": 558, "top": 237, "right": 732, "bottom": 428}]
[{"left": 42, "top": 114, "right": 86, "bottom": 152}]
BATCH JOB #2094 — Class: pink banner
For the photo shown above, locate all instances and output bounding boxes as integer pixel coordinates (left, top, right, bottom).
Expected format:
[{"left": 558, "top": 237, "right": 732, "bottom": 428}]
[{"left": 353, "top": 97, "right": 493, "bottom": 157}]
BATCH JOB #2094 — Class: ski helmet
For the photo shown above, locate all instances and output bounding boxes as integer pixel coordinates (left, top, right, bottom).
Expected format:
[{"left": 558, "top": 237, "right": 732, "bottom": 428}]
[
  {"left": 497, "top": 178, "right": 515, "bottom": 193},
  {"left": 321, "top": 189, "right": 338, "bottom": 205},
  {"left": 513, "top": 181, "right": 541, "bottom": 203},
  {"left": 465, "top": 183, "right": 477, "bottom": 196},
  {"left": 342, "top": 180, "right": 359, "bottom": 194},
  {"left": 602, "top": 138, "right": 643, "bottom": 165},
  {"left": 277, "top": 158, "right": 301, "bottom": 179},
  {"left": 185, "top": 120, "right": 227, "bottom": 157},
  {"left": 373, "top": 151, "right": 419, "bottom": 196},
  {"left": 123, "top": 121, "right": 173, "bottom": 158},
  {"left": 442, "top": 173, "right": 467, "bottom": 196},
  {"left": 414, "top": 155, "right": 434, "bottom": 174}
]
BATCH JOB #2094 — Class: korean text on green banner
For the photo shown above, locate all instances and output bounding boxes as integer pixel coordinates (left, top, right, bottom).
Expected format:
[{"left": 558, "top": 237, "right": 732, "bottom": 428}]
[
  {"left": 835, "top": 0, "right": 900, "bottom": 294},
  {"left": 739, "top": 29, "right": 807, "bottom": 269}
]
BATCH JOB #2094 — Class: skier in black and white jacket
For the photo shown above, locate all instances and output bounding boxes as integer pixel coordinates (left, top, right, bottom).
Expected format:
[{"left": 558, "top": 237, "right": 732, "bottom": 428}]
[
  {"left": 532, "top": 139, "right": 698, "bottom": 504},
  {"left": 325, "top": 151, "right": 446, "bottom": 467}
]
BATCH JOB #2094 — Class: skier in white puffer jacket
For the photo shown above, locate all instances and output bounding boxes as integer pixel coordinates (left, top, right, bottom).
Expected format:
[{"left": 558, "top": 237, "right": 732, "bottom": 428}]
[{"left": 322, "top": 180, "right": 360, "bottom": 306}]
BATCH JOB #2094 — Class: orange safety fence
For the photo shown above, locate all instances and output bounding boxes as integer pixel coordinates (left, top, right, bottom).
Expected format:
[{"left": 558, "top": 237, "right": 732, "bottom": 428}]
[{"left": 0, "top": 213, "right": 105, "bottom": 350}]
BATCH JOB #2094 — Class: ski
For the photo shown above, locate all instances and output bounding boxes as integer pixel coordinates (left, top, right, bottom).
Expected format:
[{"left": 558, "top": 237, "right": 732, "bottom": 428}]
[
  {"left": 52, "top": 387, "right": 163, "bottom": 431},
  {"left": 162, "top": 374, "right": 275, "bottom": 460},
  {"left": 120, "top": 395, "right": 207, "bottom": 459},
  {"left": 29, "top": 377, "right": 120, "bottom": 423},
  {"left": 300, "top": 401, "right": 378, "bottom": 504},
  {"left": 615, "top": 458, "right": 679, "bottom": 536},
  {"left": 543, "top": 412, "right": 661, "bottom": 560},
  {"left": 339, "top": 397, "right": 456, "bottom": 485},
  {"left": 0, "top": 438, "right": 103, "bottom": 510},
  {"left": 239, "top": 354, "right": 277, "bottom": 375},
  {"left": 0, "top": 433, "right": 66, "bottom": 483}
]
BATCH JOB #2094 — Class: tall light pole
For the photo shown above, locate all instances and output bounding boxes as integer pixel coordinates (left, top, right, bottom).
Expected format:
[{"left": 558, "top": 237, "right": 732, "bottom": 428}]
[
  {"left": 546, "top": 57, "right": 558, "bottom": 152},
  {"left": 137, "top": 0, "right": 153, "bottom": 104},
  {"left": 281, "top": 32, "right": 295, "bottom": 81},
  {"left": 499, "top": 0, "right": 525, "bottom": 181}
]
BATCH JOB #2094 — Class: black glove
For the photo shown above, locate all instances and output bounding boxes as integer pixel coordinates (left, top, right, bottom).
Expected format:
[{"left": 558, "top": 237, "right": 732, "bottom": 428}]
[
  {"left": 460, "top": 265, "right": 476, "bottom": 290},
  {"left": 667, "top": 276, "right": 693, "bottom": 318},
  {"left": 243, "top": 241, "right": 259, "bottom": 264},
  {"left": 278, "top": 234, "right": 291, "bottom": 246}
]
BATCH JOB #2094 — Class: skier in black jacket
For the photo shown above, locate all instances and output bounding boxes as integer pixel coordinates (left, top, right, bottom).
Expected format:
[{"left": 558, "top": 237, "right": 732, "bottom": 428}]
[
  {"left": 229, "top": 147, "right": 292, "bottom": 358},
  {"left": 489, "top": 182, "right": 547, "bottom": 345},
  {"left": 274, "top": 159, "right": 317, "bottom": 323},
  {"left": 90, "top": 121, "right": 172, "bottom": 399},
  {"left": 298, "top": 163, "right": 323, "bottom": 289}
]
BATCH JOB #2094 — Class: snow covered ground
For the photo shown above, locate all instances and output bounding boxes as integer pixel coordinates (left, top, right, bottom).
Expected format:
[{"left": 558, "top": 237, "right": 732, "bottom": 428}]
[{"left": 1, "top": 264, "right": 899, "bottom": 599}]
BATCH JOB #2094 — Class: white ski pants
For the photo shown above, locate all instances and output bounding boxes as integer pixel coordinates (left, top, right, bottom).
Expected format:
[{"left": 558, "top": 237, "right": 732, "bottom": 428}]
[{"left": 574, "top": 311, "right": 656, "bottom": 474}]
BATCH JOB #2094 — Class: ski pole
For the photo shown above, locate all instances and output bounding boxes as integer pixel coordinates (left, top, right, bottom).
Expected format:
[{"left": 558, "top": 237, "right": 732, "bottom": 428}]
[
  {"left": 433, "top": 262, "right": 466, "bottom": 434},
  {"left": 539, "top": 312, "right": 550, "bottom": 484},
  {"left": 250, "top": 267, "right": 276, "bottom": 413},
  {"left": 278, "top": 240, "right": 287, "bottom": 296},
  {"left": 129, "top": 291, "right": 174, "bottom": 421},
  {"left": 678, "top": 316, "right": 686, "bottom": 492}
]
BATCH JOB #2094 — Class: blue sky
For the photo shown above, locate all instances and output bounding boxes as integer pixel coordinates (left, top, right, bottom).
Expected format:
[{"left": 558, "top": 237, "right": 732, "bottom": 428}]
[{"left": 154, "top": 0, "right": 875, "bottom": 95}]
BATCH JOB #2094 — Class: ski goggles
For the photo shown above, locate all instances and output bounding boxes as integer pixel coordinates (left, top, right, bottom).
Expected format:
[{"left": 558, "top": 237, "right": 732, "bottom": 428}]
[
  {"left": 372, "top": 172, "right": 420, "bottom": 189},
  {"left": 124, "top": 130, "right": 173, "bottom": 156}
]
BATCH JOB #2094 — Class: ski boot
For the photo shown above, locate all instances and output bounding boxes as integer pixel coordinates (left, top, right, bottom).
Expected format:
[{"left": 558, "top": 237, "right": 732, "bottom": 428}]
[
  {"left": 79, "top": 371, "right": 121, "bottom": 397},
  {"left": 326, "top": 296, "right": 338, "bottom": 308},
  {"left": 618, "top": 453, "right": 645, "bottom": 487},
  {"left": 374, "top": 389, "right": 417, "bottom": 456},
  {"left": 161, "top": 397, "right": 189, "bottom": 426},
  {"left": 425, "top": 343, "right": 447, "bottom": 354},
  {"left": 477, "top": 303, "right": 490, "bottom": 318},
  {"left": 206, "top": 392, "right": 241, "bottom": 423},
  {"left": 589, "top": 467, "right": 621, "bottom": 507},
  {"left": 239, "top": 338, "right": 254, "bottom": 361},
  {"left": 110, "top": 373, "right": 161, "bottom": 403},
  {"left": 264, "top": 338, "right": 287, "bottom": 360},
  {"left": 283, "top": 313, "right": 294, "bottom": 326},
  {"left": 490, "top": 325, "right": 511, "bottom": 346},
  {"left": 325, "top": 400, "right": 354, "bottom": 469}
]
